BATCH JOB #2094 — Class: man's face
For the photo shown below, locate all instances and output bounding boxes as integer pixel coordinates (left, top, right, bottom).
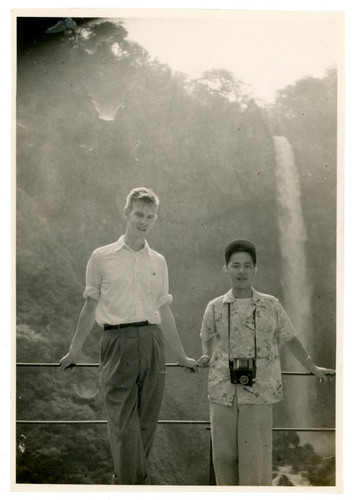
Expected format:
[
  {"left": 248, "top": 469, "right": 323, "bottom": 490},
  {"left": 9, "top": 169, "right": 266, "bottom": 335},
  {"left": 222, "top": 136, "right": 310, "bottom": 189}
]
[
  {"left": 126, "top": 201, "right": 158, "bottom": 237},
  {"left": 225, "top": 251, "right": 256, "bottom": 290}
]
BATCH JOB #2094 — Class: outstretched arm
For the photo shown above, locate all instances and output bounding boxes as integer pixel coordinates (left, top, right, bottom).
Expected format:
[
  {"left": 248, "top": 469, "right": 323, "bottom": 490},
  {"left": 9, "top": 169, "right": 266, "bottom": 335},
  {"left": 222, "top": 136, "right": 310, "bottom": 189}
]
[
  {"left": 159, "top": 303, "right": 197, "bottom": 370},
  {"left": 59, "top": 297, "right": 98, "bottom": 371},
  {"left": 285, "top": 336, "right": 335, "bottom": 381},
  {"left": 197, "top": 302, "right": 216, "bottom": 368}
]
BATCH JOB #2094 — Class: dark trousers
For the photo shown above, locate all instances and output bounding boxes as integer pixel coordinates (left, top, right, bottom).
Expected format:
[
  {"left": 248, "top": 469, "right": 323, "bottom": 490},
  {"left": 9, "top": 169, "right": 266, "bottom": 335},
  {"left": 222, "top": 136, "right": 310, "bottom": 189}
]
[{"left": 100, "top": 324, "right": 165, "bottom": 485}]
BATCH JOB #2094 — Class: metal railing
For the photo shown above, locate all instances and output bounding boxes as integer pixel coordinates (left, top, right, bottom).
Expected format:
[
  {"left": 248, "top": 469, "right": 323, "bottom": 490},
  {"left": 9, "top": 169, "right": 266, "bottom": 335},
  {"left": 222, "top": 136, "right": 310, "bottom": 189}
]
[
  {"left": 16, "top": 362, "right": 335, "bottom": 432},
  {"left": 16, "top": 362, "right": 335, "bottom": 485}
]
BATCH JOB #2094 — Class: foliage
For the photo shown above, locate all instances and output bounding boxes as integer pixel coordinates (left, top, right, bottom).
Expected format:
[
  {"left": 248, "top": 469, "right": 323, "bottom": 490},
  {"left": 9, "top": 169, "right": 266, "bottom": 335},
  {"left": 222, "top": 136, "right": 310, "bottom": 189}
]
[{"left": 189, "top": 68, "right": 249, "bottom": 106}]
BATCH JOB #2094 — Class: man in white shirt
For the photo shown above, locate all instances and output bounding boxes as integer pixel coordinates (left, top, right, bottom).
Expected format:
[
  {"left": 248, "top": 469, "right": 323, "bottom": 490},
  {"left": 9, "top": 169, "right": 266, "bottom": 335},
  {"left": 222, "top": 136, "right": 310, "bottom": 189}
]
[{"left": 59, "top": 187, "right": 197, "bottom": 485}]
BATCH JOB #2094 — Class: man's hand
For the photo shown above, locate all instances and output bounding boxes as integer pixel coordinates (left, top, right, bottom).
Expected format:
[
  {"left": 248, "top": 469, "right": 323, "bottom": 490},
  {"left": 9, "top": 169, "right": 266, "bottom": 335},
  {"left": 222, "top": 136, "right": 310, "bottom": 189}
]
[
  {"left": 311, "top": 365, "right": 336, "bottom": 383},
  {"left": 197, "top": 355, "right": 211, "bottom": 368},
  {"left": 58, "top": 350, "right": 77, "bottom": 372},
  {"left": 178, "top": 356, "right": 198, "bottom": 372},
  {"left": 58, "top": 298, "right": 97, "bottom": 372}
]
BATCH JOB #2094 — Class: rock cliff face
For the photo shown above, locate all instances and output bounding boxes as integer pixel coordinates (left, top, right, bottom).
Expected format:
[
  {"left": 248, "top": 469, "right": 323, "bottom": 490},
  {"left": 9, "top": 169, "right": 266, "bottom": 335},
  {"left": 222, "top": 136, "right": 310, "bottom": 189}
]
[{"left": 16, "top": 17, "right": 336, "bottom": 485}]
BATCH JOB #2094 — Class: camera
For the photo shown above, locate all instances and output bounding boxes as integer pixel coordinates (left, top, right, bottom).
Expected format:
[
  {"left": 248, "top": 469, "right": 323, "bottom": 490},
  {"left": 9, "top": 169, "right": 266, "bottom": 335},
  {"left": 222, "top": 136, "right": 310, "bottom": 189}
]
[{"left": 229, "top": 358, "right": 256, "bottom": 387}]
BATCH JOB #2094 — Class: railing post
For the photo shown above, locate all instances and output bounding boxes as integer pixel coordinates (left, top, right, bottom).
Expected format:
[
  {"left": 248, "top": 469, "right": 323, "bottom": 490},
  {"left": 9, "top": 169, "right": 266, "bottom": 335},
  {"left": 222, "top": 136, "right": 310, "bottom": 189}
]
[{"left": 207, "top": 427, "right": 216, "bottom": 485}]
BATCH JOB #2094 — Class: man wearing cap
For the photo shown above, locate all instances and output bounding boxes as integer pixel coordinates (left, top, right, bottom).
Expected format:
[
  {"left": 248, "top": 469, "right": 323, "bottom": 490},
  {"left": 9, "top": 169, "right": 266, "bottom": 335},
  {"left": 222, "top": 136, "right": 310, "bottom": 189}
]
[
  {"left": 197, "top": 240, "right": 334, "bottom": 486},
  {"left": 59, "top": 187, "right": 197, "bottom": 485}
]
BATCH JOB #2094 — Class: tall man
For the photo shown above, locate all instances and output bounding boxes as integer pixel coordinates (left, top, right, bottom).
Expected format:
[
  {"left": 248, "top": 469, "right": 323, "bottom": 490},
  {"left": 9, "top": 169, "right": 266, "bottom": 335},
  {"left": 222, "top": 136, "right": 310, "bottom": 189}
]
[
  {"left": 59, "top": 187, "right": 197, "bottom": 485},
  {"left": 198, "top": 239, "right": 335, "bottom": 486}
]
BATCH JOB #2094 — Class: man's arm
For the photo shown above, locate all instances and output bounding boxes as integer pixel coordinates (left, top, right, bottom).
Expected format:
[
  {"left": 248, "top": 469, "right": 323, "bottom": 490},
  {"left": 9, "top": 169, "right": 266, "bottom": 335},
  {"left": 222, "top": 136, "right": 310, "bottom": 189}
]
[
  {"left": 197, "top": 302, "right": 216, "bottom": 368},
  {"left": 198, "top": 337, "right": 215, "bottom": 368},
  {"left": 59, "top": 297, "right": 98, "bottom": 371},
  {"left": 159, "top": 303, "right": 197, "bottom": 370},
  {"left": 285, "top": 336, "right": 335, "bottom": 381}
]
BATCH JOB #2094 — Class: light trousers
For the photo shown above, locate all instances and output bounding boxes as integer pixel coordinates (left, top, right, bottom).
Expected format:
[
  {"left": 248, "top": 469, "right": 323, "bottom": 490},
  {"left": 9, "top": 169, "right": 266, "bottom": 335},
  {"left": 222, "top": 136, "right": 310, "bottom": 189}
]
[
  {"left": 210, "top": 397, "right": 273, "bottom": 486},
  {"left": 100, "top": 324, "right": 165, "bottom": 485}
]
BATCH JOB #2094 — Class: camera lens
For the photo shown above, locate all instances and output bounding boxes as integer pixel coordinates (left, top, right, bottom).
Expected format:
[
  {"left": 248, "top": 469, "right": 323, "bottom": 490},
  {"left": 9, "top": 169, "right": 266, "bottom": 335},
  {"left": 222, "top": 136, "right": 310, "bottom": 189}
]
[{"left": 239, "top": 375, "right": 249, "bottom": 385}]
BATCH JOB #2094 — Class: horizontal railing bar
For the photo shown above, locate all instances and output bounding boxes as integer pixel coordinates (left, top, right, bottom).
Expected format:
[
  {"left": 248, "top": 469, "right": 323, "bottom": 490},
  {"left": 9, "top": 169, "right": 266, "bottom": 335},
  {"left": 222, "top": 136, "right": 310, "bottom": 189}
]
[
  {"left": 16, "top": 420, "right": 208, "bottom": 425},
  {"left": 16, "top": 362, "right": 179, "bottom": 368},
  {"left": 16, "top": 363, "right": 331, "bottom": 376},
  {"left": 273, "top": 427, "right": 335, "bottom": 432},
  {"left": 16, "top": 420, "right": 335, "bottom": 432}
]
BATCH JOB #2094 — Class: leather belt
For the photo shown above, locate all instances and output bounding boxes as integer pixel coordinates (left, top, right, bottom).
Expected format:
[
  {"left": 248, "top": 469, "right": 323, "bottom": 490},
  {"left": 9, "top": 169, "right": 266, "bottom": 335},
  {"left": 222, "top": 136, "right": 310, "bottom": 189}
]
[{"left": 103, "top": 321, "right": 150, "bottom": 331}]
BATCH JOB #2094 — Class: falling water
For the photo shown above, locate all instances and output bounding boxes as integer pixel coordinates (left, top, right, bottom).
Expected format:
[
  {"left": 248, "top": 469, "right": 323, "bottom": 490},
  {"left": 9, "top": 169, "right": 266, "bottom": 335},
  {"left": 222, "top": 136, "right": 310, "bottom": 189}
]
[
  {"left": 274, "top": 136, "right": 312, "bottom": 345},
  {"left": 273, "top": 136, "right": 314, "bottom": 429},
  {"left": 273, "top": 136, "right": 335, "bottom": 466}
]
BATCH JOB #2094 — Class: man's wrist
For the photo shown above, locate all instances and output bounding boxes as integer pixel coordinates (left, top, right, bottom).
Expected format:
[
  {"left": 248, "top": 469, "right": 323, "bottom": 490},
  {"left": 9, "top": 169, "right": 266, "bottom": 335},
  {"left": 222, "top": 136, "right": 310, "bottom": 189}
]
[
  {"left": 177, "top": 354, "right": 188, "bottom": 365},
  {"left": 69, "top": 345, "right": 79, "bottom": 357},
  {"left": 302, "top": 355, "right": 315, "bottom": 373}
]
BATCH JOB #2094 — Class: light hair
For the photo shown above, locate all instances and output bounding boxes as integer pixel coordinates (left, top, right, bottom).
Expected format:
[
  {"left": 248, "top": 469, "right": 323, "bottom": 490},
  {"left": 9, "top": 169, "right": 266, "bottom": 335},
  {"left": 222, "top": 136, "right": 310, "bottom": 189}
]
[{"left": 124, "top": 187, "right": 159, "bottom": 214}]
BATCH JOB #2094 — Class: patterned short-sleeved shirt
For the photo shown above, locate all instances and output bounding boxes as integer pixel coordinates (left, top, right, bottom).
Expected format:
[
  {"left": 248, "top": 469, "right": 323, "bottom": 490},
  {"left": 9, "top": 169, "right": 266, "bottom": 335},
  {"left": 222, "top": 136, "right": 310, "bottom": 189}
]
[{"left": 200, "top": 288, "right": 298, "bottom": 406}]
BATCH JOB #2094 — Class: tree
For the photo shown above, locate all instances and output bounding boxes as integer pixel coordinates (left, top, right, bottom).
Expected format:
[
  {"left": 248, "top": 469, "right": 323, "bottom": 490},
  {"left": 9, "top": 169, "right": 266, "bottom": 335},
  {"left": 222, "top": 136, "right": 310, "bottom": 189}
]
[{"left": 189, "top": 68, "right": 250, "bottom": 107}]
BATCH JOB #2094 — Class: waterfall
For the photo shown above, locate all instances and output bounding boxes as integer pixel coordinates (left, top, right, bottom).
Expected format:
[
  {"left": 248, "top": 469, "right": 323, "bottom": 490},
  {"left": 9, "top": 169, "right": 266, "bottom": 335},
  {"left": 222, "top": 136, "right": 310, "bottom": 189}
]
[
  {"left": 273, "top": 136, "right": 314, "bottom": 430},
  {"left": 273, "top": 136, "right": 335, "bottom": 461},
  {"left": 273, "top": 136, "right": 312, "bottom": 345}
]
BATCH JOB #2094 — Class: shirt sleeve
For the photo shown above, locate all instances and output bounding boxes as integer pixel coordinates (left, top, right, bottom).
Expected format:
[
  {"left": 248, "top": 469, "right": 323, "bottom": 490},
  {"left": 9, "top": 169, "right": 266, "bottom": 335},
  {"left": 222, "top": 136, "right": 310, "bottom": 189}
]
[
  {"left": 275, "top": 299, "right": 298, "bottom": 342},
  {"left": 83, "top": 251, "right": 101, "bottom": 301},
  {"left": 200, "top": 302, "right": 217, "bottom": 341},
  {"left": 156, "top": 257, "right": 173, "bottom": 309}
]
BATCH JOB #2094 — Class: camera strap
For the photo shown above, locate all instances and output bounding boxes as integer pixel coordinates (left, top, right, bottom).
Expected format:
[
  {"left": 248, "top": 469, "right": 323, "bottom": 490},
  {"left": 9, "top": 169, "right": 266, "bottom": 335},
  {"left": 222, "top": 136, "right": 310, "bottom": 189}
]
[{"left": 227, "top": 302, "right": 257, "bottom": 361}]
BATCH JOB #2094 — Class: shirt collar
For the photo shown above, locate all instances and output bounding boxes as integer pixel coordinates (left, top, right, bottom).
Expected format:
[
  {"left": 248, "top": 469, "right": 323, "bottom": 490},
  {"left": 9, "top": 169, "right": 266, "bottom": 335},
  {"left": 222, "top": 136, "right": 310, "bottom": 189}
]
[
  {"left": 114, "top": 235, "right": 151, "bottom": 255},
  {"left": 223, "top": 288, "right": 261, "bottom": 304}
]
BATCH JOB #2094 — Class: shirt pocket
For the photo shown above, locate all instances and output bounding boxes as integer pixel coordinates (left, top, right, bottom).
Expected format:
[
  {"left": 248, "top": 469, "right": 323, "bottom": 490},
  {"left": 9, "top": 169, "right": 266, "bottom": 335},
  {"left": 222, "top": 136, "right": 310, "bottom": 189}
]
[{"left": 255, "top": 314, "right": 276, "bottom": 361}]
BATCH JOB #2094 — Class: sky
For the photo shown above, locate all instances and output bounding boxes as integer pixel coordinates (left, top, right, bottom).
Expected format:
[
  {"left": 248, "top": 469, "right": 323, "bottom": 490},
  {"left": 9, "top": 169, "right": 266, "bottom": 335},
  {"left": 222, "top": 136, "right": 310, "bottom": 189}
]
[{"left": 119, "top": 12, "right": 342, "bottom": 103}]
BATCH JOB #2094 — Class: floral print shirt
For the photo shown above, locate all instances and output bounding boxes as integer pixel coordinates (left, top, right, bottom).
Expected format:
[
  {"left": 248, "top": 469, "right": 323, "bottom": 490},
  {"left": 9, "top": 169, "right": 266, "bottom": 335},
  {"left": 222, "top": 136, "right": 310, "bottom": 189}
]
[{"left": 200, "top": 288, "right": 298, "bottom": 406}]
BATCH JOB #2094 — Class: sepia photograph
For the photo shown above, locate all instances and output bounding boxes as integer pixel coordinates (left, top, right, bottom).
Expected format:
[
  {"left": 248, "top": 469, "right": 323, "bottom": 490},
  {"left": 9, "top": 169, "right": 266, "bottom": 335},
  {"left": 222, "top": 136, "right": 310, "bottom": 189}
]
[{"left": 11, "top": 2, "right": 346, "bottom": 494}]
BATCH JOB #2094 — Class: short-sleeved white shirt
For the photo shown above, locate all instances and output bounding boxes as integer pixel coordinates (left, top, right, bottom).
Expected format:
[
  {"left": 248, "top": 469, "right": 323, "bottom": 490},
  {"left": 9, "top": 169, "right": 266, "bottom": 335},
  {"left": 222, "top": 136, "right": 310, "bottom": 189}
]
[{"left": 84, "top": 236, "right": 172, "bottom": 326}]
